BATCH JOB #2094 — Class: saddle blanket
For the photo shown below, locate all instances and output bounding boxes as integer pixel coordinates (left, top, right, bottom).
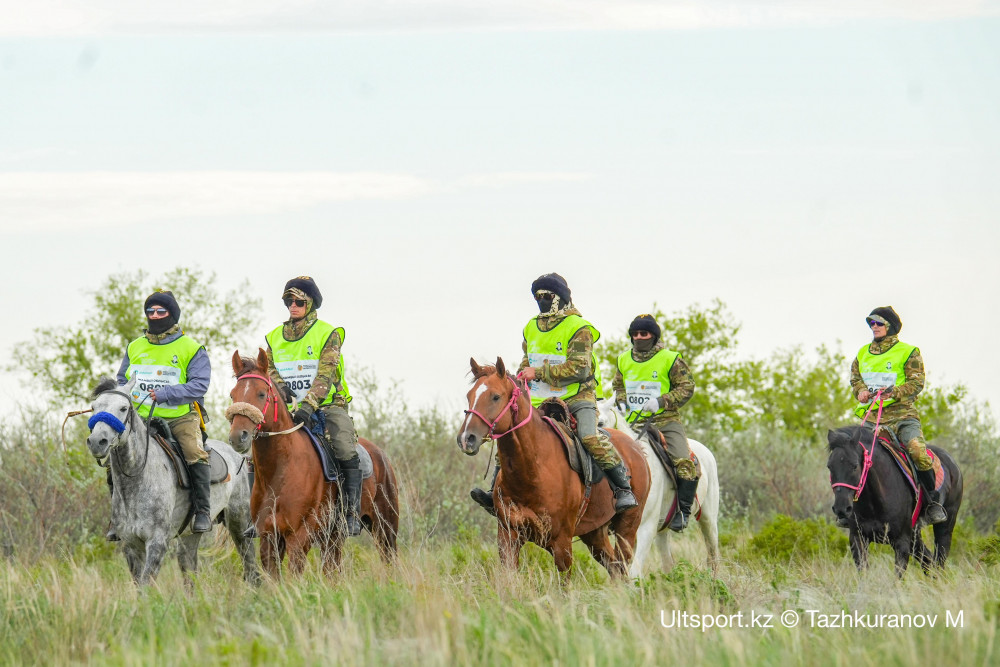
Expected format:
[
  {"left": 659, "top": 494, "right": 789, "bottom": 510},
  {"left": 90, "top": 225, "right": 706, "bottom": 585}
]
[{"left": 304, "top": 428, "right": 374, "bottom": 483}]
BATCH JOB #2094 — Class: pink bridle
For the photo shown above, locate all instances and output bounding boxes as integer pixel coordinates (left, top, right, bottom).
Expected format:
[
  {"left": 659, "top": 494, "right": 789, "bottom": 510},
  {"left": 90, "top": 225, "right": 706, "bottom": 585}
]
[
  {"left": 465, "top": 373, "right": 534, "bottom": 439},
  {"left": 831, "top": 390, "right": 885, "bottom": 501},
  {"left": 235, "top": 373, "right": 280, "bottom": 433}
]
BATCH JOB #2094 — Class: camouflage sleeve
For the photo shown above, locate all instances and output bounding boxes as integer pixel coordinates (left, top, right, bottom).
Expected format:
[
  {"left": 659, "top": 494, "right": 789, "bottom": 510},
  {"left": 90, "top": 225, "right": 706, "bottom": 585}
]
[
  {"left": 519, "top": 339, "right": 530, "bottom": 374},
  {"left": 891, "top": 348, "right": 925, "bottom": 400},
  {"left": 539, "top": 327, "right": 593, "bottom": 387},
  {"left": 663, "top": 356, "right": 695, "bottom": 409},
  {"left": 612, "top": 367, "right": 625, "bottom": 404},
  {"left": 303, "top": 330, "right": 343, "bottom": 410},
  {"left": 850, "top": 356, "right": 866, "bottom": 399},
  {"left": 265, "top": 347, "right": 287, "bottom": 393}
]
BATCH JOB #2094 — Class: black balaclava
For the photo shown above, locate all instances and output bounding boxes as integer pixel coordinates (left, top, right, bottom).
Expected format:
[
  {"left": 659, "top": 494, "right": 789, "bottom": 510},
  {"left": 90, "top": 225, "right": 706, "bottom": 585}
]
[
  {"left": 530, "top": 273, "right": 571, "bottom": 314},
  {"left": 144, "top": 290, "right": 180, "bottom": 335},
  {"left": 628, "top": 314, "right": 661, "bottom": 353}
]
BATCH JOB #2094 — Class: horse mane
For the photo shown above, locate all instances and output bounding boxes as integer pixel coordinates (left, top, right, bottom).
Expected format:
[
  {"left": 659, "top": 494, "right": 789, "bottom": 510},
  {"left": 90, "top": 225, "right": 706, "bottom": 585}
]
[
  {"left": 91, "top": 377, "right": 118, "bottom": 400},
  {"left": 828, "top": 424, "right": 873, "bottom": 452}
]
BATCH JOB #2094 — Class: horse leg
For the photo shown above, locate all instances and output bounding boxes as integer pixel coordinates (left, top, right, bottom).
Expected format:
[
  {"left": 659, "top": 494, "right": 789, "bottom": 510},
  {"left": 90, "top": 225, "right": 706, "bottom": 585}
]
[
  {"left": 320, "top": 525, "right": 345, "bottom": 577},
  {"left": 369, "top": 496, "right": 399, "bottom": 565},
  {"left": 225, "top": 510, "right": 261, "bottom": 587},
  {"left": 580, "top": 529, "right": 624, "bottom": 579},
  {"left": 548, "top": 533, "right": 575, "bottom": 577},
  {"left": 285, "top": 528, "right": 312, "bottom": 576},
  {"left": 260, "top": 531, "right": 283, "bottom": 579},
  {"left": 698, "top": 512, "right": 721, "bottom": 573},
  {"left": 932, "top": 518, "right": 955, "bottom": 568},
  {"left": 628, "top": 515, "right": 657, "bottom": 579},
  {"left": 497, "top": 523, "right": 525, "bottom": 570},
  {"left": 176, "top": 534, "right": 202, "bottom": 591},
  {"left": 912, "top": 532, "right": 934, "bottom": 575},
  {"left": 139, "top": 536, "right": 169, "bottom": 585},
  {"left": 849, "top": 530, "right": 869, "bottom": 571},
  {"left": 123, "top": 543, "right": 144, "bottom": 584},
  {"left": 656, "top": 530, "right": 675, "bottom": 572},
  {"left": 891, "top": 533, "right": 912, "bottom": 579}
]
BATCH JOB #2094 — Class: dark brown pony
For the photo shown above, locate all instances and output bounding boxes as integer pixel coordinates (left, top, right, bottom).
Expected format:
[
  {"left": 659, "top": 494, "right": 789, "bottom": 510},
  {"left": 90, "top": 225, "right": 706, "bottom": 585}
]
[
  {"left": 457, "top": 358, "right": 650, "bottom": 577},
  {"left": 227, "top": 349, "right": 399, "bottom": 577}
]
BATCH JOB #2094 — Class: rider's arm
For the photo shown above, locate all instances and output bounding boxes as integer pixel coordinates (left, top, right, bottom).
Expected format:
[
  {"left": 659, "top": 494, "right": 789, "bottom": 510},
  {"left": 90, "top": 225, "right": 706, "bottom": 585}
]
[
  {"left": 612, "top": 367, "right": 625, "bottom": 404},
  {"left": 302, "top": 330, "right": 343, "bottom": 410},
  {"left": 850, "top": 356, "right": 867, "bottom": 399},
  {"left": 154, "top": 348, "right": 211, "bottom": 406},
  {"left": 538, "top": 327, "right": 593, "bottom": 387},
  {"left": 116, "top": 353, "right": 130, "bottom": 386},
  {"left": 662, "top": 357, "right": 695, "bottom": 410},
  {"left": 518, "top": 339, "right": 530, "bottom": 374}
]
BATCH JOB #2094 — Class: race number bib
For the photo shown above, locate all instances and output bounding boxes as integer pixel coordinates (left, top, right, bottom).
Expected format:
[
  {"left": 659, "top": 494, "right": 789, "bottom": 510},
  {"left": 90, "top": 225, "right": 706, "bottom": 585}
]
[
  {"left": 861, "top": 371, "right": 896, "bottom": 393},
  {"left": 275, "top": 359, "right": 319, "bottom": 401},
  {"left": 130, "top": 364, "right": 182, "bottom": 405},
  {"left": 625, "top": 380, "right": 662, "bottom": 412},
  {"left": 527, "top": 353, "right": 568, "bottom": 398}
]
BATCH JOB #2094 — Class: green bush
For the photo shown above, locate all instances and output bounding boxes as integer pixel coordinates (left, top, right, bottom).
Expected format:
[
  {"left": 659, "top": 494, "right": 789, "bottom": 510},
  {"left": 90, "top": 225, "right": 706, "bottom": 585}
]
[{"left": 740, "top": 514, "right": 848, "bottom": 564}]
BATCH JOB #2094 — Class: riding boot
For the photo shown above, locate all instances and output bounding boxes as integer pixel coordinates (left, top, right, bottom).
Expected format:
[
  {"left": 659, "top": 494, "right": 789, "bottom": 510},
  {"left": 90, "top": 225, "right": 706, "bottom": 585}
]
[
  {"left": 340, "top": 455, "right": 363, "bottom": 537},
  {"left": 669, "top": 477, "right": 699, "bottom": 532},
  {"left": 603, "top": 463, "right": 639, "bottom": 513},
  {"left": 916, "top": 467, "right": 947, "bottom": 524},
  {"left": 105, "top": 466, "right": 120, "bottom": 542},
  {"left": 190, "top": 462, "right": 213, "bottom": 533},
  {"left": 242, "top": 462, "right": 258, "bottom": 539},
  {"left": 471, "top": 465, "right": 500, "bottom": 516}
]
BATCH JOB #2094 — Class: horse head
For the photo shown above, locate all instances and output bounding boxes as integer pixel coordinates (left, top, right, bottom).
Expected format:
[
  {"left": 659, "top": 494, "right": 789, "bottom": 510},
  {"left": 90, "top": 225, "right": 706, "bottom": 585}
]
[
  {"left": 457, "top": 357, "right": 525, "bottom": 455},
  {"left": 827, "top": 426, "right": 870, "bottom": 527},
  {"left": 86, "top": 376, "right": 137, "bottom": 461},
  {"left": 227, "top": 348, "right": 280, "bottom": 455},
  {"left": 596, "top": 398, "right": 627, "bottom": 432}
]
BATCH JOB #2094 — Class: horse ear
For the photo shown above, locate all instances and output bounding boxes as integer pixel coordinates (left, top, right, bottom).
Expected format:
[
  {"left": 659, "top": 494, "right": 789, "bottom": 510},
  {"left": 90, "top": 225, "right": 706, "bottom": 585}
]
[
  {"left": 256, "top": 347, "right": 268, "bottom": 372},
  {"left": 232, "top": 350, "right": 242, "bottom": 374},
  {"left": 470, "top": 357, "right": 482, "bottom": 377},
  {"left": 496, "top": 357, "right": 506, "bottom": 377},
  {"left": 827, "top": 429, "right": 837, "bottom": 444},
  {"left": 122, "top": 375, "right": 137, "bottom": 395}
]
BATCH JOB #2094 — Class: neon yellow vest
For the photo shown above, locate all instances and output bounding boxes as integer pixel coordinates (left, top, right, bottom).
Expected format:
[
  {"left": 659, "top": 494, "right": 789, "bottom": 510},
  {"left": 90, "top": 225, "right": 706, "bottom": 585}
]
[
  {"left": 266, "top": 320, "right": 351, "bottom": 407},
  {"left": 593, "top": 353, "right": 605, "bottom": 400},
  {"left": 616, "top": 348, "right": 681, "bottom": 420},
  {"left": 523, "top": 314, "right": 600, "bottom": 407},
  {"left": 853, "top": 340, "right": 917, "bottom": 418},
  {"left": 125, "top": 334, "right": 204, "bottom": 418}
]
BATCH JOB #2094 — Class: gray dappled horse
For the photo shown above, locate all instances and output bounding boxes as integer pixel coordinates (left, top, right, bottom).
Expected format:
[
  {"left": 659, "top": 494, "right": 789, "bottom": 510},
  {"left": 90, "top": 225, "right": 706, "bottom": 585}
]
[{"left": 86, "top": 377, "right": 260, "bottom": 586}]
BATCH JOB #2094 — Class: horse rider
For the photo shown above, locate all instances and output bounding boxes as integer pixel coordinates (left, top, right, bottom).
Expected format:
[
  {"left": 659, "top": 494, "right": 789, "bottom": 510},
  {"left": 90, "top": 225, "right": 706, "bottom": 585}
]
[
  {"left": 851, "top": 306, "right": 947, "bottom": 524},
  {"left": 471, "top": 273, "right": 639, "bottom": 514},
  {"left": 613, "top": 314, "right": 699, "bottom": 531},
  {"left": 262, "top": 276, "right": 363, "bottom": 537},
  {"left": 108, "top": 289, "right": 213, "bottom": 541}
]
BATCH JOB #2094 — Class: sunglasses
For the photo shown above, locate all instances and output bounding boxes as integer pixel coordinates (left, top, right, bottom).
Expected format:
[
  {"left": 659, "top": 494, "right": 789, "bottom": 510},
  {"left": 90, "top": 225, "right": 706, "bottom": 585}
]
[
  {"left": 145, "top": 307, "right": 169, "bottom": 316},
  {"left": 867, "top": 320, "right": 886, "bottom": 328},
  {"left": 283, "top": 298, "right": 307, "bottom": 308}
]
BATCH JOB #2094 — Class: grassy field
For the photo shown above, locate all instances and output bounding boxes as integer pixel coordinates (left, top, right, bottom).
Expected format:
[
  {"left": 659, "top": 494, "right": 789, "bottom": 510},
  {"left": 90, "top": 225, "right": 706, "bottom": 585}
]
[{"left": 2, "top": 526, "right": 998, "bottom": 666}]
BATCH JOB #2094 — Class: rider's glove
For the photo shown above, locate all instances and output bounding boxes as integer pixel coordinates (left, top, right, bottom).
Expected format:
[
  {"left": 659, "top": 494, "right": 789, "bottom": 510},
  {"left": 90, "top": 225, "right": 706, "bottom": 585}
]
[
  {"left": 291, "top": 403, "right": 316, "bottom": 425},
  {"left": 641, "top": 397, "right": 661, "bottom": 413}
]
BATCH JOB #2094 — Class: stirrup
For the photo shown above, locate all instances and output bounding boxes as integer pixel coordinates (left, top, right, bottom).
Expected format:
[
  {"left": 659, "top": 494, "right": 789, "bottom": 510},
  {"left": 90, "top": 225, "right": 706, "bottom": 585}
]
[
  {"left": 192, "top": 512, "right": 212, "bottom": 533},
  {"left": 346, "top": 514, "right": 362, "bottom": 537},
  {"left": 106, "top": 529, "right": 121, "bottom": 542},
  {"left": 613, "top": 489, "right": 638, "bottom": 512},
  {"left": 242, "top": 524, "right": 258, "bottom": 539},
  {"left": 669, "top": 511, "right": 689, "bottom": 532},
  {"left": 925, "top": 503, "right": 947, "bottom": 524}
]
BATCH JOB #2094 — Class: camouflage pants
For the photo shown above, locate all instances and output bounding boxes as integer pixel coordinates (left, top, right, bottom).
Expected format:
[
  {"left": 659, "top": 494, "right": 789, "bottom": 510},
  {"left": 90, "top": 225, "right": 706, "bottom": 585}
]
[
  {"left": 568, "top": 399, "right": 622, "bottom": 469},
  {"left": 168, "top": 411, "right": 210, "bottom": 465},
  {"left": 320, "top": 404, "right": 359, "bottom": 461},
  {"left": 652, "top": 422, "right": 698, "bottom": 481},
  {"left": 883, "top": 418, "right": 933, "bottom": 471}
]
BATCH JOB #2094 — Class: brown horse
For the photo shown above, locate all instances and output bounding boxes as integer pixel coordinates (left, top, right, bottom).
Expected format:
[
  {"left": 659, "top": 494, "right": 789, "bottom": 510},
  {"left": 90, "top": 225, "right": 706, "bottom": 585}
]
[
  {"left": 457, "top": 358, "right": 650, "bottom": 578},
  {"left": 227, "top": 349, "right": 399, "bottom": 577}
]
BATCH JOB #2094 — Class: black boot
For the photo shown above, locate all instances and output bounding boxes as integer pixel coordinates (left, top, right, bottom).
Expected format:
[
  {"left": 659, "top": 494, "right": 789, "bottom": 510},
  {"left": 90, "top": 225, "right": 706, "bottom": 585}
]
[
  {"left": 340, "top": 455, "right": 363, "bottom": 537},
  {"left": 916, "top": 468, "right": 947, "bottom": 524},
  {"left": 190, "top": 462, "right": 213, "bottom": 533},
  {"left": 242, "top": 463, "right": 257, "bottom": 539},
  {"left": 604, "top": 463, "right": 639, "bottom": 513},
  {"left": 105, "top": 466, "right": 120, "bottom": 542},
  {"left": 471, "top": 465, "right": 500, "bottom": 516},
  {"left": 669, "top": 477, "right": 699, "bottom": 532}
]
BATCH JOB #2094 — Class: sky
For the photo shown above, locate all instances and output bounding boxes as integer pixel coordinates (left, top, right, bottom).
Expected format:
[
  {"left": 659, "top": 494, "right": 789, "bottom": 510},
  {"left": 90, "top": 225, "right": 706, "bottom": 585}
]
[{"left": 1, "top": 2, "right": 998, "bottom": 425}]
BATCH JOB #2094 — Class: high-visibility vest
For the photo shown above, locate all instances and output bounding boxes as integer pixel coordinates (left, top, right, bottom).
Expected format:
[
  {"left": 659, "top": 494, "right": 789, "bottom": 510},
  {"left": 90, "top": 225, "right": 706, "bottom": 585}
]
[
  {"left": 616, "top": 348, "right": 681, "bottom": 420},
  {"left": 125, "top": 334, "right": 204, "bottom": 418},
  {"left": 266, "top": 320, "right": 352, "bottom": 406},
  {"left": 523, "top": 314, "right": 600, "bottom": 407},
  {"left": 853, "top": 340, "right": 917, "bottom": 418}
]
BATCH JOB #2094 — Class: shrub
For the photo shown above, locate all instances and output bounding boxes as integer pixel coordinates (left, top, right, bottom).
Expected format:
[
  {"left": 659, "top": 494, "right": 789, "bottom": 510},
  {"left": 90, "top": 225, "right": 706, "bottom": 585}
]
[{"left": 740, "top": 514, "right": 848, "bottom": 564}]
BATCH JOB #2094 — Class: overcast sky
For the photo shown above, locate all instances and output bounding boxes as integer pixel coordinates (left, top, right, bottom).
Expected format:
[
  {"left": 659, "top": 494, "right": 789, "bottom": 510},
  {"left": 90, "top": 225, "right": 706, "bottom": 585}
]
[{"left": 2, "top": 2, "right": 998, "bottom": 427}]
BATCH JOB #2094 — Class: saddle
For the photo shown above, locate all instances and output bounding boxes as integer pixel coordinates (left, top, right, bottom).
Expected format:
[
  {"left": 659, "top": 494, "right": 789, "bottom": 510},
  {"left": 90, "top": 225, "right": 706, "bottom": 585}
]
[
  {"left": 148, "top": 417, "right": 230, "bottom": 489},
  {"left": 866, "top": 426, "right": 947, "bottom": 528},
  {"left": 301, "top": 425, "right": 374, "bottom": 483},
  {"left": 538, "top": 398, "right": 606, "bottom": 487},
  {"left": 638, "top": 423, "right": 701, "bottom": 484}
]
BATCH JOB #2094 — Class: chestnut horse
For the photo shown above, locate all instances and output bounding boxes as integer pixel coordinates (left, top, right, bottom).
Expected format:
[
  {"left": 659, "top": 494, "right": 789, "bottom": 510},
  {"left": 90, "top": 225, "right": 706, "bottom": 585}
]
[
  {"left": 457, "top": 358, "right": 650, "bottom": 578},
  {"left": 227, "top": 349, "right": 399, "bottom": 576}
]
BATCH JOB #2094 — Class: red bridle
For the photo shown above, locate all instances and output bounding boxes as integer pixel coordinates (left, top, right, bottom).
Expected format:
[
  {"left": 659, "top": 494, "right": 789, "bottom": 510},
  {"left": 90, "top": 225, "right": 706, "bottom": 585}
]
[
  {"left": 236, "top": 373, "right": 280, "bottom": 433},
  {"left": 831, "top": 390, "right": 885, "bottom": 501},
  {"left": 465, "top": 373, "right": 534, "bottom": 439}
]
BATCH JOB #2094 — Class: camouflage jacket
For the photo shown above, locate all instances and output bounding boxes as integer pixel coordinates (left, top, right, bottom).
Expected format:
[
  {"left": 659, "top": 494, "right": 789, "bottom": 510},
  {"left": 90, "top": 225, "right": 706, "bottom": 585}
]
[
  {"left": 266, "top": 310, "right": 348, "bottom": 410},
  {"left": 518, "top": 306, "right": 597, "bottom": 405},
  {"left": 850, "top": 334, "right": 923, "bottom": 423},
  {"left": 612, "top": 341, "right": 695, "bottom": 427}
]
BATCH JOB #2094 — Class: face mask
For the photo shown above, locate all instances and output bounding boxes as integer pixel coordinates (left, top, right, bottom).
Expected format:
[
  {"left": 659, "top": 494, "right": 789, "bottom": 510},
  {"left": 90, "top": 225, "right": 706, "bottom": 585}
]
[
  {"left": 537, "top": 297, "right": 554, "bottom": 313},
  {"left": 634, "top": 338, "right": 655, "bottom": 353},
  {"left": 147, "top": 314, "right": 178, "bottom": 335}
]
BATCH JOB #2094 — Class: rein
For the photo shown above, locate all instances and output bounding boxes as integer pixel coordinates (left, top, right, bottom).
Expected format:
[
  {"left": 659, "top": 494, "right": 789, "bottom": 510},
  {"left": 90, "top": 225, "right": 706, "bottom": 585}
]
[
  {"left": 465, "top": 372, "right": 534, "bottom": 440},
  {"left": 228, "top": 373, "right": 304, "bottom": 438},
  {"left": 832, "top": 390, "right": 885, "bottom": 501}
]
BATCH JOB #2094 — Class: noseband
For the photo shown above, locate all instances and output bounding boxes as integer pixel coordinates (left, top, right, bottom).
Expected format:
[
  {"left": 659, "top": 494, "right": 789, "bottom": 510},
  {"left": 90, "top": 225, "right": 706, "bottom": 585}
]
[
  {"left": 465, "top": 374, "right": 533, "bottom": 439},
  {"left": 831, "top": 390, "right": 885, "bottom": 501},
  {"left": 227, "top": 373, "right": 303, "bottom": 438}
]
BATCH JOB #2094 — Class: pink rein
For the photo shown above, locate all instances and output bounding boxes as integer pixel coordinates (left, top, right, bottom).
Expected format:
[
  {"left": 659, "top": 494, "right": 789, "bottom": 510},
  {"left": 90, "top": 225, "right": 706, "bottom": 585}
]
[
  {"left": 465, "top": 373, "right": 534, "bottom": 439},
  {"left": 832, "top": 390, "right": 885, "bottom": 500}
]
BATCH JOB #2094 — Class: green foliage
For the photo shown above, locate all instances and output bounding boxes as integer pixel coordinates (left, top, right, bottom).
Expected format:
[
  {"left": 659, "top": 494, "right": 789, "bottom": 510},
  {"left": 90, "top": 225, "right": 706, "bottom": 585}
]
[
  {"left": 636, "top": 559, "right": 734, "bottom": 607},
  {"left": 8, "top": 266, "right": 261, "bottom": 407},
  {"left": 741, "top": 514, "right": 849, "bottom": 563}
]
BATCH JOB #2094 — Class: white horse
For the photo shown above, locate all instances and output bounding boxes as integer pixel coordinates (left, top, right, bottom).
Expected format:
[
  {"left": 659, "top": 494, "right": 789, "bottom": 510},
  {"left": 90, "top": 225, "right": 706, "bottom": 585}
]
[
  {"left": 597, "top": 399, "right": 720, "bottom": 575},
  {"left": 85, "top": 377, "right": 260, "bottom": 586}
]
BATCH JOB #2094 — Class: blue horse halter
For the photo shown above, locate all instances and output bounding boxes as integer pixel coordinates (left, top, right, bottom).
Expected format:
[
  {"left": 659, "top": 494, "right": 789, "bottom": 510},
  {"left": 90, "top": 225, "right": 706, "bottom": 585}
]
[{"left": 88, "top": 411, "right": 127, "bottom": 434}]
